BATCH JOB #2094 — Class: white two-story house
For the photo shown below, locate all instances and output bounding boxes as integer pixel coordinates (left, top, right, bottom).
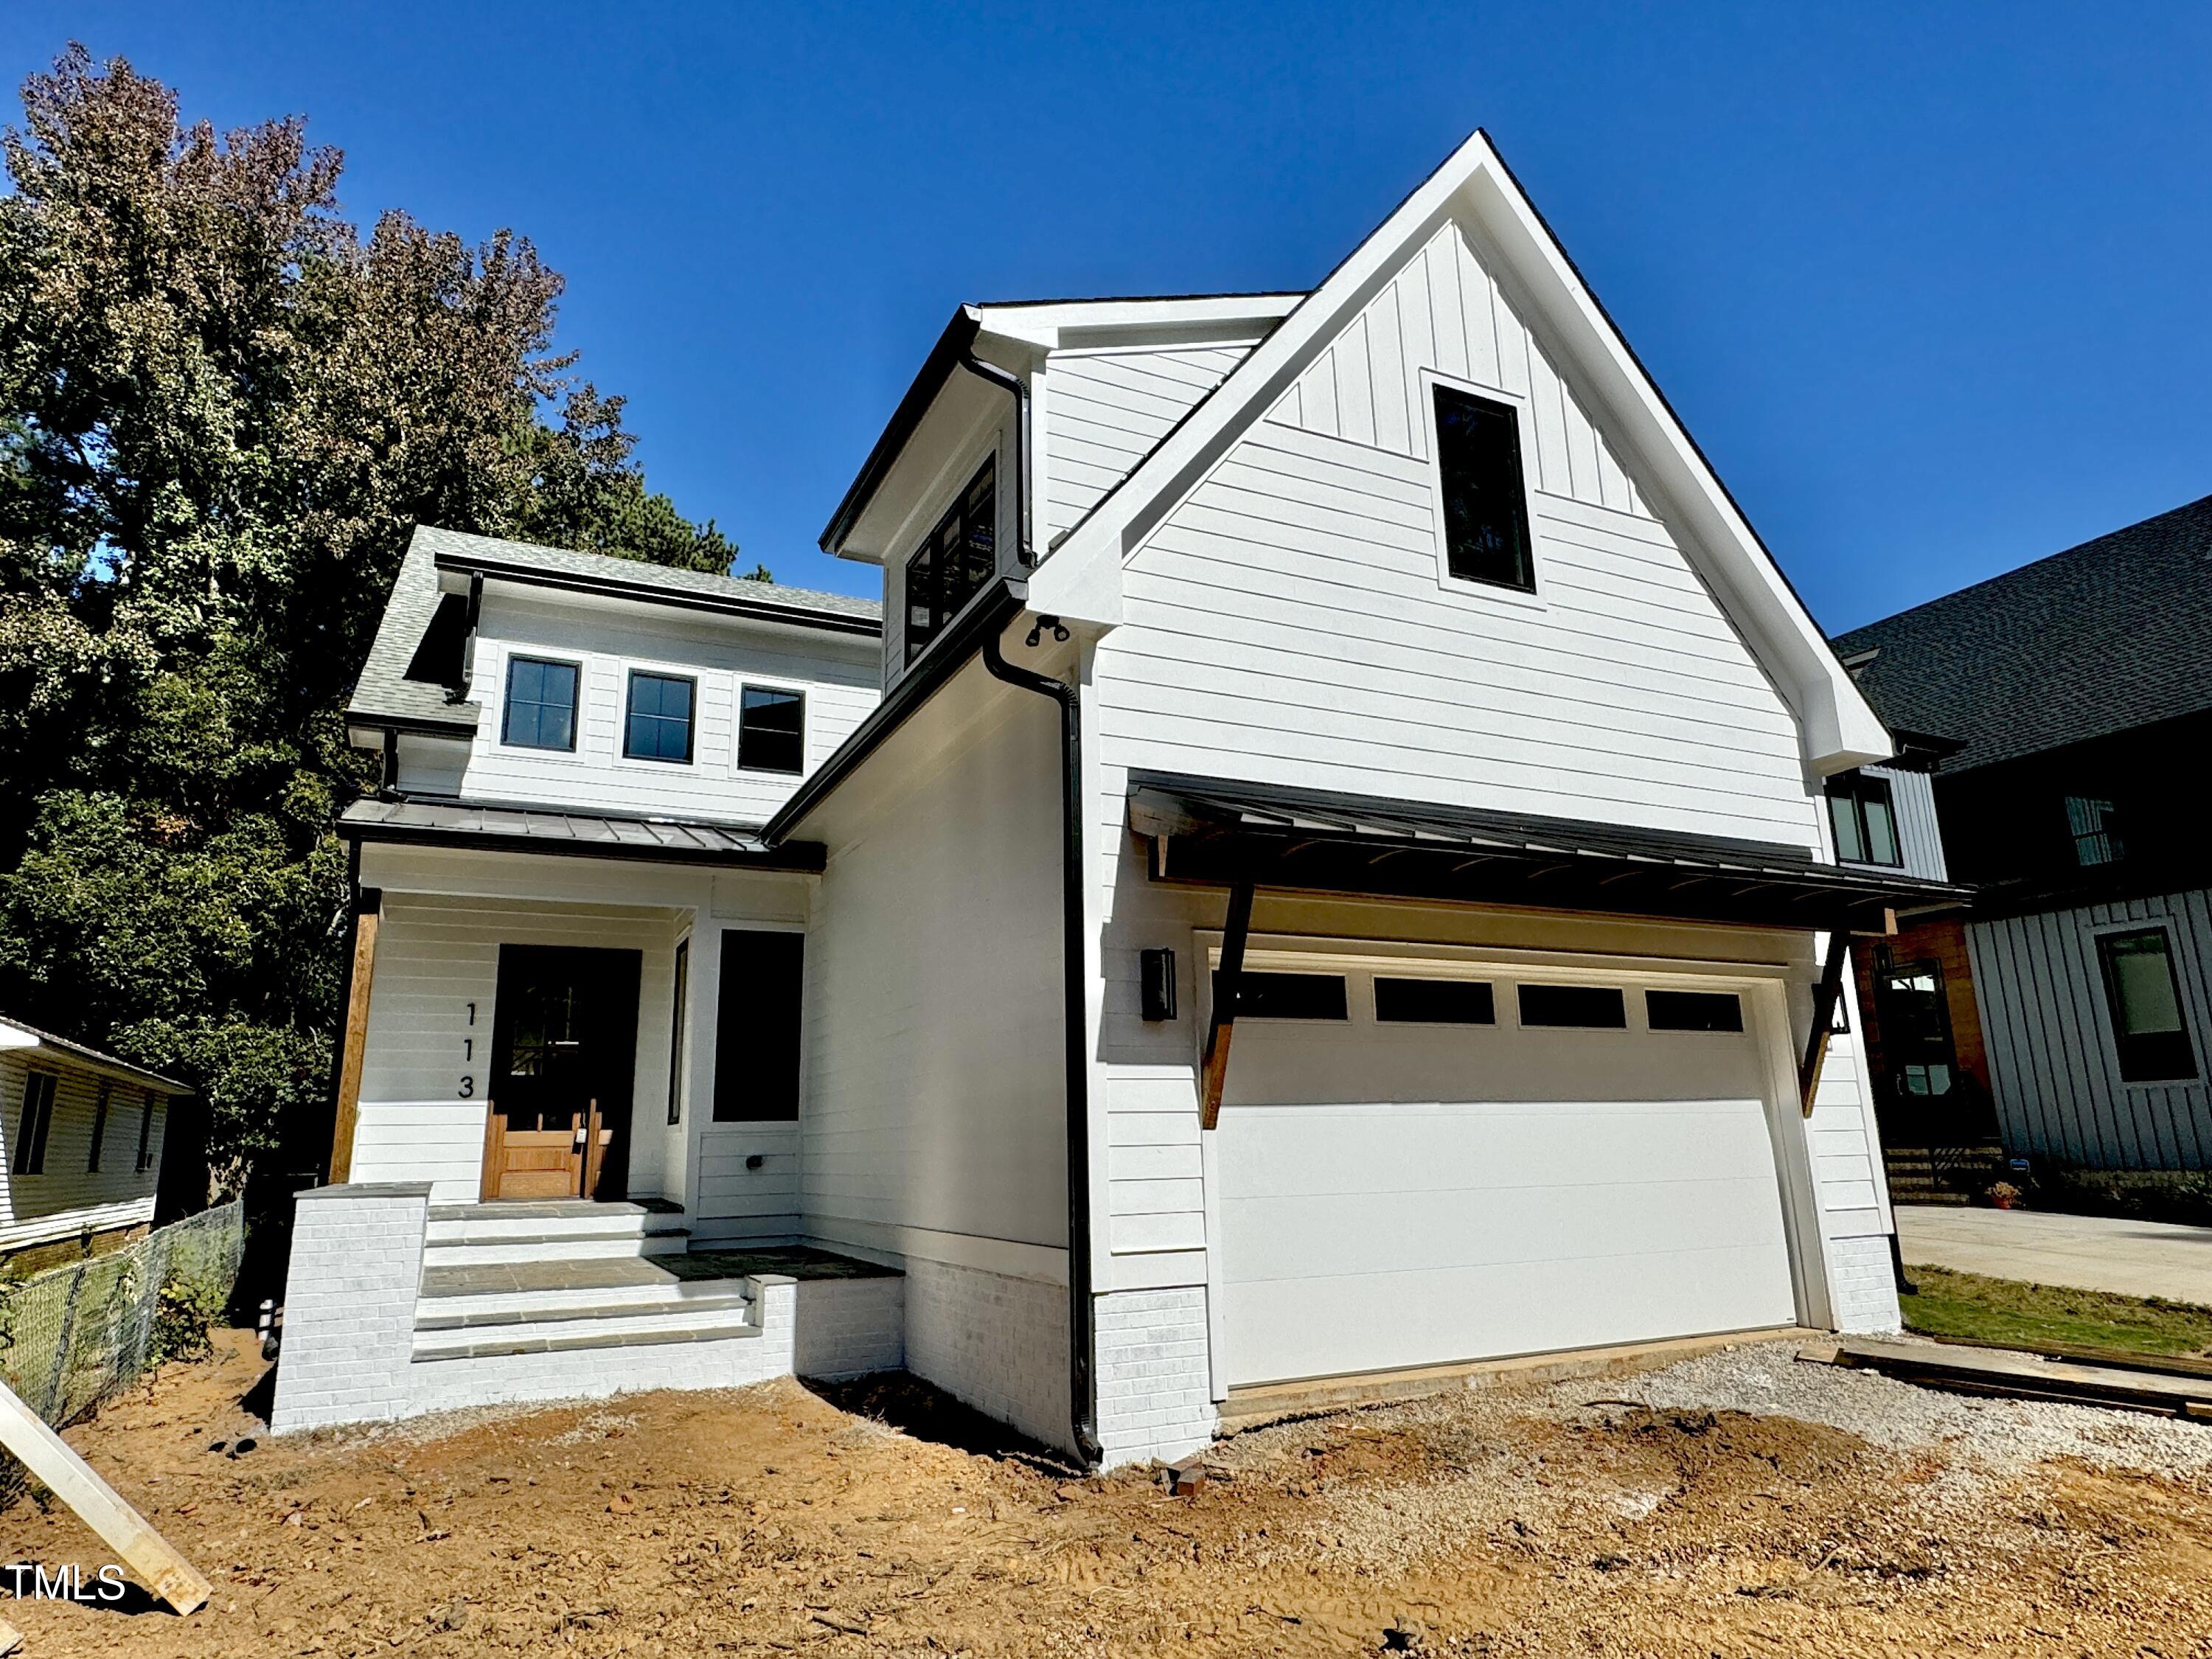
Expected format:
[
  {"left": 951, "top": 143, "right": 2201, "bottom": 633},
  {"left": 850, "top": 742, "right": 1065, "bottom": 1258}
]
[{"left": 277, "top": 131, "right": 1958, "bottom": 1467}]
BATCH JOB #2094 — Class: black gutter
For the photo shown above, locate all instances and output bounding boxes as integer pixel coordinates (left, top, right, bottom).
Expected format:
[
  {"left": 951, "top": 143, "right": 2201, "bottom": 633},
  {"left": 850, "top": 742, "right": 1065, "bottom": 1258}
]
[
  {"left": 819, "top": 307, "right": 983, "bottom": 556},
  {"left": 346, "top": 710, "right": 479, "bottom": 740},
  {"left": 338, "top": 818, "right": 827, "bottom": 873},
  {"left": 954, "top": 349, "right": 1102, "bottom": 1470},
  {"left": 431, "top": 553, "right": 883, "bottom": 638}
]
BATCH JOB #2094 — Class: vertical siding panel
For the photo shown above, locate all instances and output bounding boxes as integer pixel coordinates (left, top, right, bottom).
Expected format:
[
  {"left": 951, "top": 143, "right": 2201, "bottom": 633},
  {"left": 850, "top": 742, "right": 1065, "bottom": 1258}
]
[
  {"left": 1335, "top": 313, "right": 1377, "bottom": 448},
  {"left": 1367, "top": 287, "right": 1411, "bottom": 454},
  {"left": 1596, "top": 436, "right": 1633, "bottom": 514},
  {"left": 1395, "top": 257, "right": 1436, "bottom": 461},
  {"left": 1526, "top": 349, "right": 1574, "bottom": 498},
  {"left": 1302, "top": 349, "right": 1340, "bottom": 436},
  {"left": 1563, "top": 388, "right": 1604, "bottom": 508},
  {"left": 1496, "top": 316, "right": 1534, "bottom": 400},
  {"left": 2048, "top": 910, "right": 2121, "bottom": 1166},
  {"left": 1424, "top": 234, "right": 1470, "bottom": 382},
  {"left": 1455, "top": 239, "right": 1503, "bottom": 388}
]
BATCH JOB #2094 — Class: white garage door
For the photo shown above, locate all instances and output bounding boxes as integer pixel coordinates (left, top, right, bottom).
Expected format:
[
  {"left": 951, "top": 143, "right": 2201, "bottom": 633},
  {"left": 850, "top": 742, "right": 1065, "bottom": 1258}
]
[{"left": 1216, "top": 968, "right": 1800, "bottom": 1388}]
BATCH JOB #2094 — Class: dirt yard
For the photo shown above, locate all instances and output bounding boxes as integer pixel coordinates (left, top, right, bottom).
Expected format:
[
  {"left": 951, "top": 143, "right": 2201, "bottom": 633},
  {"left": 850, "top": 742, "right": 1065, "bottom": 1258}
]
[{"left": 7, "top": 1331, "right": 2212, "bottom": 1656}]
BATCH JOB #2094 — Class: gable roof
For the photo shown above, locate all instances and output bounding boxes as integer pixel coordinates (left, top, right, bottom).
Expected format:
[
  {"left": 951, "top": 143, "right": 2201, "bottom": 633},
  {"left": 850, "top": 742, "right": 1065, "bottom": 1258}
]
[
  {"left": 1836, "top": 493, "right": 2212, "bottom": 773},
  {"left": 1026, "top": 129, "right": 1893, "bottom": 776},
  {"left": 0, "top": 1015, "right": 189, "bottom": 1093}
]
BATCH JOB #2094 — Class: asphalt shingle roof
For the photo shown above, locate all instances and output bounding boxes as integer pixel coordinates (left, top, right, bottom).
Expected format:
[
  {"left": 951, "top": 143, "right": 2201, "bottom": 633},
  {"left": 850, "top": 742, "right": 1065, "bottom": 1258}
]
[
  {"left": 1834, "top": 493, "right": 2212, "bottom": 773},
  {"left": 346, "top": 526, "right": 882, "bottom": 731}
]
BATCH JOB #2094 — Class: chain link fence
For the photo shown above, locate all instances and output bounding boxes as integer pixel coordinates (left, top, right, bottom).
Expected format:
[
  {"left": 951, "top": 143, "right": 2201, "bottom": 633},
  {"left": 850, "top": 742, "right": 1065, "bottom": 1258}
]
[{"left": 0, "top": 1201, "right": 245, "bottom": 1486}]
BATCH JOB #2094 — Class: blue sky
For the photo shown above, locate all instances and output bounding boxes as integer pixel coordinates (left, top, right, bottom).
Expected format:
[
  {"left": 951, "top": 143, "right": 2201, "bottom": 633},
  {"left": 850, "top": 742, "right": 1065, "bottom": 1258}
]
[{"left": 7, "top": 3, "right": 2209, "bottom": 630}]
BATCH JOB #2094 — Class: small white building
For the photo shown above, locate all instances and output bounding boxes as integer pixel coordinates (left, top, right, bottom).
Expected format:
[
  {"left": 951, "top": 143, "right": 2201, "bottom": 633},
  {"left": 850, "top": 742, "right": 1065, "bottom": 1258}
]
[
  {"left": 275, "top": 131, "right": 1959, "bottom": 1464},
  {"left": 1, "top": 1016, "right": 181, "bottom": 1273}
]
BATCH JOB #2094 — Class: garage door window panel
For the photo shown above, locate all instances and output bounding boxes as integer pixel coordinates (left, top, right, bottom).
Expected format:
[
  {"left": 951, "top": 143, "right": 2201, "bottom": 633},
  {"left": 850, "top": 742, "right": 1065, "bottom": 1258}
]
[
  {"left": 1517, "top": 983, "right": 1627, "bottom": 1029},
  {"left": 1374, "top": 977, "right": 1495, "bottom": 1026},
  {"left": 1645, "top": 990, "right": 1745, "bottom": 1033},
  {"left": 1213, "top": 970, "right": 1348, "bottom": 1021}
]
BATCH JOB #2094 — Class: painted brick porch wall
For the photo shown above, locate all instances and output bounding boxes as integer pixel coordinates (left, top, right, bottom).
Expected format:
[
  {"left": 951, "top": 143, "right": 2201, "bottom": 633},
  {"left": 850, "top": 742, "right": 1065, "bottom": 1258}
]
[
  {"left": 271, "top": 1183, "right": 430, "bottom": 1432},
  {"left": 1825, "top": 1234, "right": 1904, "bottom": 1335},
  {"left": 902, "top": 1259, "right": 1071, "bottom": 1455},
  {"left": 1094, "top": 1287, "right": 1214, "bottom": 1467}
]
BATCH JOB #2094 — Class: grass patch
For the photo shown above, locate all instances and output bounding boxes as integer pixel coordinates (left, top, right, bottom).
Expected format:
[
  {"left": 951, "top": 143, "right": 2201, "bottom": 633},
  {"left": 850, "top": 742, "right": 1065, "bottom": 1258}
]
[{"left": 1899, "top": 1263, "right": 2212, "bottom": 1359}]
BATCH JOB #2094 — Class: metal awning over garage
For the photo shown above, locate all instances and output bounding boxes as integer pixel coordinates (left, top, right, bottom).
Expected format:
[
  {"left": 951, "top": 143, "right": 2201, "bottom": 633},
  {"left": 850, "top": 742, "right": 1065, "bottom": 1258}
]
[
  {"left": 1127, "top": 771, "right": 1966, "bottom": 934},
  {"left": 338, "top": 798, "right": 827, "bottom": 871}
]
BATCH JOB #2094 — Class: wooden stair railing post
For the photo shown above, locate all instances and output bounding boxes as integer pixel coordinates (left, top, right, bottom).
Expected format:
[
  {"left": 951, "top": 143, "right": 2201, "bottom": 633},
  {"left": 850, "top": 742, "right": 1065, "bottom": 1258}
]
[
  {"left": 1199, "top": 878, "right": 1255, "bottom": 1132},
  {"left": 327, "top": 885, "right": 383, "bottom": 1183}
]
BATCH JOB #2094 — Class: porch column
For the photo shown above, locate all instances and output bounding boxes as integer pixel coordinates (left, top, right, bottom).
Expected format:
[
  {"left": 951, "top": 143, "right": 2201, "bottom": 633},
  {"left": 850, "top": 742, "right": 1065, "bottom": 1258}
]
[{"left": 327, "top": 886, "right": 384, "bottom": 1182}]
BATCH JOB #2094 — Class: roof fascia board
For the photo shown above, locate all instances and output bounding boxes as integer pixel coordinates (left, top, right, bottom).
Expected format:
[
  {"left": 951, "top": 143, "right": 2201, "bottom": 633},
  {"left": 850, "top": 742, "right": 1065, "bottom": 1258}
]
[
  {"left": 975, "top": 293, "right": 1302, "bottom": 335},
  {"left": 0, "top": 1018, "right": 190, "bottom": 1093},
  {"left": 821, "top": 307, "right": 983, "bottom": 555},
  {"left": 430, "top": 552, "right": 881, "bottom": 637},
  {"left": 335, "top": 818, "right": 827, "bottom": 872},
  {"left": 1034, "top": 130, "right": 1891, "bottom": 775}
]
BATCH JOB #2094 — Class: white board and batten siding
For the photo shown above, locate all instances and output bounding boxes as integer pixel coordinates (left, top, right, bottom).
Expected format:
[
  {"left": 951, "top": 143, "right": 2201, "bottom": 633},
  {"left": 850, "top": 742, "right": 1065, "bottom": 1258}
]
[
  {"left": 0, "top": 1056, "right": 167, "bottom": 1254},
  {"left": 457, "top": 591, "right": 879, "bottom": 824},
  {"left": 1969, "top": 888, "right": 2212, "bottom": 1170},
  {"left": 1090, "top": 218, "right": 1822, "bottom": 851},
  {"left": 1839, "top": 765, "right": 1947, "bottom": 884}
]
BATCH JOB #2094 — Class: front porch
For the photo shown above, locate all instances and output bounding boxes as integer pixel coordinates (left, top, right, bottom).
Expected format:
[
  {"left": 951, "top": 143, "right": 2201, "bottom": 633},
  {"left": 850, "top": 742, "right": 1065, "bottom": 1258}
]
[{"left": 272, "top": 1189, "right": 905, "bottom": 1432}]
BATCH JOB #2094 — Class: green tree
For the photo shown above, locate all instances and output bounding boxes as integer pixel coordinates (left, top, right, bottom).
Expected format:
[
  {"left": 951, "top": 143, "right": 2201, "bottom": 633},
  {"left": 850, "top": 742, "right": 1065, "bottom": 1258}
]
[{"left": 0, "top": 46, "right": 752, "bottom": 1186}]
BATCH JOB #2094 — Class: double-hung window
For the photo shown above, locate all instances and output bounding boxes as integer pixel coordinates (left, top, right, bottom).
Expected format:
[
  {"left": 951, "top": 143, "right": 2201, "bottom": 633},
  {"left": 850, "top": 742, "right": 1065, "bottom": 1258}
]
[
  {"left": 15, "top": 1071, "right": 57, "bottom": 1176},
  {"left": 624, "top": 670, "right": 696, "bottom": 764},
  {"left": 1433, "top": 385, "right": 1535, "bottom": 592},
  {"left": 501, "top": 656, "right": 580, "bottom": 751},
  {"left": 2066, "top": 796, "right": 2124, "bottom": 866},
  {"left": 903, "top": 459, "right": 997, "bottom": 664},
  {"left": 2096, "top": 928, "right": 2197, "bottom": 1082},
  {"left": 1826, "top": 772, "right": 1900, "bottom": 866},
  {"left": 737, "top": 686, "right": 806, "bottom": 773}
]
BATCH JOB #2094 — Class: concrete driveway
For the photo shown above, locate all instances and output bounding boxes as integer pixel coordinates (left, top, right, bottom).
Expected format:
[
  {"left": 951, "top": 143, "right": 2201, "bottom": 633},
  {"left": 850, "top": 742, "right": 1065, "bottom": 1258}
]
[{"left": 1896, "top": 1204, "right": 2212, "bottom": 1304}]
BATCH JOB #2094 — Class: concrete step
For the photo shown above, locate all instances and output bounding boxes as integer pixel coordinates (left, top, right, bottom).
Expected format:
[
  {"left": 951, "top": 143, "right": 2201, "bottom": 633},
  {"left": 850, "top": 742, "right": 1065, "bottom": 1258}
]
[
  {"left": 411, "top": 1312, "right": 759, "bottom": 1364},
  {"left": 421, "top": 1225, "right": 690, "bottom": 1269},
  {"left": 425, "top": 1200, "right": 683, "bottom": 1245},
  {"left": 417, "top": 1250, "right": 745, "bottom": 1318},
  {"left": 411, "top": 1292, "right": 755, "bottom": 1359}
]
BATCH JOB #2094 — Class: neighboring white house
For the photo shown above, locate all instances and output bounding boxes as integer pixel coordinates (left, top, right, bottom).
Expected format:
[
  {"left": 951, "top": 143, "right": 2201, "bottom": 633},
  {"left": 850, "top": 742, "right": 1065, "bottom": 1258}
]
[
  {"left": 277, "top": 131, "right": 1960, "bottom": 1465},
  {"left": 1, "top": 1016, "right": 182, "bottom": 1272}
]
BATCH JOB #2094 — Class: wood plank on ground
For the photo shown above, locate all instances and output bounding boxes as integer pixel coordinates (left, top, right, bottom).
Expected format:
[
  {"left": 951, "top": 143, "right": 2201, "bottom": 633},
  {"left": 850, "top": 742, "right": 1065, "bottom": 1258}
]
[
  {"left": 1801, "top": 1335, "right": 2212, "bottom": 1419},
  {"left": 0, "top": 1380, "right": 211, "bottom": 1614}
]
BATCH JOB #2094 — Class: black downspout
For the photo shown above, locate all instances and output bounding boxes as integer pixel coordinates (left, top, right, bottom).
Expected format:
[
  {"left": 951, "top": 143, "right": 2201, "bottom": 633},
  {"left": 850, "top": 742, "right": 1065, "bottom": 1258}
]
[{"left": 960, "top": 351, "right": 1102, "bottom": 1468}]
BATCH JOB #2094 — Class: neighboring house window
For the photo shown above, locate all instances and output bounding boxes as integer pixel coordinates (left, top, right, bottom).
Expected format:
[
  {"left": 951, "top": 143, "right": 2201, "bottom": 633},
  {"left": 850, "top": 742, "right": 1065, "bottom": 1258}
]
[
  {"left": 15, "top": 1071, "right": 57, "bottom": 1175},
  {"left": 1212, "top": 971, "right": 1349, "bottom": 1021},
  {"left": 2066, "top": 796, "right": 2124, "bottom": 866},
  {"left": 1433, "top": 385, "right": 1535, "bottom": 592},
  {"left": 135, "top": 1093, "right": 157, "bottom": 1172},
  {"left": 624, "top": 670, "right": 696, "bottom": 763},
  {"left": 737, "top": 686, "right": 806, "bottom": 773},
  {"left": 501, "top": 655, "right": 580, "bottom": 751},
  {"left": 903, "top": 459, "right": 997, "bottom": 665},
  {"left": 2096, "top": 928, "right": 2197, "bottom": 1082},
  {"left": 667, "top": 937, "right": 689, "bottom": 1126},
  {"left": 1872, "top": 959, "right": 1957, "bottom": 1097},
  {"left": 86, "top": 1081, "right": 110, "bottom": 1172},
  {"left": 1517, "top": 984, "right": 1627, "bottom": 1029},
  {"left": 714, "top": 930, "right": 804, "bottom": 1121},
  {"left": 1826, "top": 772, "right": 1900, "bottom": 866},
  {"left": 1645, "top": 990, "right": 1745, "bottom": 1032},
  {"left": 1374, "top": 977, "right": 1495, "bottom": 1025}
]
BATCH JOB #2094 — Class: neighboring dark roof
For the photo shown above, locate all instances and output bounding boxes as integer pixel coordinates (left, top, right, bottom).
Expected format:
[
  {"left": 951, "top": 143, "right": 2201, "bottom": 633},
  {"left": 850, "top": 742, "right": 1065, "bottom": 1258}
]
[
  {"left": 0, "top": 1015, "right": 190, "bottom": 1093},
  {"left": 338, "top": 799, "right": 825, "bottom": 872},
  {"left": 1835, "top": 493, "right": 2212, "bottom": 773},
  {"left": 347, "top": 534, "right": 479, "bottom": 734},
  {"left": 1129, "top": 772, "right": 1965, "bottom": 932}
]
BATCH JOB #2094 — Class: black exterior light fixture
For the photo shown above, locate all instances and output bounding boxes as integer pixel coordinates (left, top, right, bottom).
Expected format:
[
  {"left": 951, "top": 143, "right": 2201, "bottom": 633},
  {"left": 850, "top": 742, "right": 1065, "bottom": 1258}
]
[{"left": 1140, "top": 948, "right": 1178, "bottom": 1022}]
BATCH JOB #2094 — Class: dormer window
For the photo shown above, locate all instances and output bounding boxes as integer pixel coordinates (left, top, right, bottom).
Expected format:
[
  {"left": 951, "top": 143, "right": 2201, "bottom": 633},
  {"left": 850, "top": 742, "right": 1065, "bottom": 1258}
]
[
  {"left": 1826, "top": 771, "right": 1900, "bottom": 866},
  {"left": 1433, "top": 386, "right": 1534, "bottom": 593},
  {"left": 904, "top": 459, "right": 997, "bottom": 665}
]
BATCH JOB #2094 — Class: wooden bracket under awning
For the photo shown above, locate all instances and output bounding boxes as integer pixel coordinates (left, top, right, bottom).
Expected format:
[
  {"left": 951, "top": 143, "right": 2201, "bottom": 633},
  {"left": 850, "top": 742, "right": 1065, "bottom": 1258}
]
[
  {"left": 1197, "top": 878, "right": 1255, "bottom": 1132},
  {"left": 1799, "top": 909, "right": 1893, "bottom": 1116}
]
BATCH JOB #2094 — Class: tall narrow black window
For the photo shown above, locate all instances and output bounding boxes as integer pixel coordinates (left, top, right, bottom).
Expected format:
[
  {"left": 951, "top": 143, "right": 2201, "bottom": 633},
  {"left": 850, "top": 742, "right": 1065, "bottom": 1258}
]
[
  {"left": 904, "top": 459, "right": 997, "bottom": 664},
  {"left": 16, "top": 1071, "right": 56, "bottom": 1175},
  {"left": 501, "top": 655, "right": 580, "bottom": 751},
  {"left": 714, "top": 930, "right": 804, "bottom": 1121},
  {"left": 624, "top": 669, "right": 696, "bottom": 763},
  {"left": 1433, "top": 386, "right": 1534, "bottom": 591},
  {"left": 738, "top": 686, "right": 806, "bottom": 773},
  {"left": 667, "top": 936, "right": 690, "bottom": 1126},
  {"left": 1826, "top": 772, "right": 1900, "bottom": 866},
  {"left": 2096, "top": 928, "right": 2197, "bottom": 1082},
  {"left": 86, "top": 1082, "right": 110, "bottom": 1172},
  {"left": 135, "top": 1093, "right": 156, "bottom": 1171}
]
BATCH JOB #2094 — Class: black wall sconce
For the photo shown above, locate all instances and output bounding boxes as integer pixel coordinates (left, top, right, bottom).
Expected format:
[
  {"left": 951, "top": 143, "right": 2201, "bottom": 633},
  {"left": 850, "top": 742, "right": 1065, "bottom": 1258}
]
[{"left": 1140, "top": 948, "right": 1178, "bottom": 1022}]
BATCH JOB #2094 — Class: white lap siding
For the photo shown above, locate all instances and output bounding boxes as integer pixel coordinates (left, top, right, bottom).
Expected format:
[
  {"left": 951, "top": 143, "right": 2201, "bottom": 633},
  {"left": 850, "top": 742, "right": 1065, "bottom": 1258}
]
[
  {"left": 0, "top": 1058, "right": 165, "bottom": 1254},
  {"left": 355, "top": 894, "right": 684, "bottom": 1203},
  {"left": 1043, "top": 346, "right": 1253, "bottom": 543}
]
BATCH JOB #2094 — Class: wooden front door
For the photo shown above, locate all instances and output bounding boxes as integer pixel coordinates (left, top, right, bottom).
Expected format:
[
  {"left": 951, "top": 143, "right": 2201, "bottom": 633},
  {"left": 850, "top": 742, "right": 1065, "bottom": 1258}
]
[{"left": 482, "top": 945, "right": 642, "bottom": 1201}]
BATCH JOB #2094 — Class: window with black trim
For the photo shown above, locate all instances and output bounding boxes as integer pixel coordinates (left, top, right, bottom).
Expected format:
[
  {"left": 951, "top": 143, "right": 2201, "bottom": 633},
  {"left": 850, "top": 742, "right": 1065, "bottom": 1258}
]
[
  {"left": 714, "top": 930, "right": 804, "bottom": 1121},
  {"left": 667, "top": 937, "right": 689, "bottom": 1126},
  {"left": 134, "top": 1093, "right": 156, "bottom": 1172},
  {"left": 1213, "top": 970, "right": 1349, "bottom": 1021},
  {"left": 1517, "top": 983, "right": 1627, "bottom": 1029},
  {"left": 86, "top": 1081, "right": 110, "bottom": 1172},
  {"left": 2096, "top": 927, "right": 2197, "bottom": 1082},
  {"left": 1826, "top": 771, "right": 1900, "bottom": 866},
  {"left": 16, "top": 1071, "right": 56, "bottom": 1175},
  {"left": 1434, "top": 385, "right": 1534, "bottom": 592},
  {"left": 738, "top": 686, "right": 806, "bottom": 773},
  {"left": 624, "top": 669, "right": 695, "bottom": 763},
  {"left": 501, "top": 655, "right": 580, "bottom": 751},
  {"left": 1646, "top": 990, "right": 1745, "bottom": 1032},
  {"left": 1374, "top": 977, "right": 1495, "bottom": 1025},
  {"left": 2066, "top": 796, "right": 2124, "bottom": 867},
  {"left": 904, "top": 459, "right": 997, "bottom": 664}
]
